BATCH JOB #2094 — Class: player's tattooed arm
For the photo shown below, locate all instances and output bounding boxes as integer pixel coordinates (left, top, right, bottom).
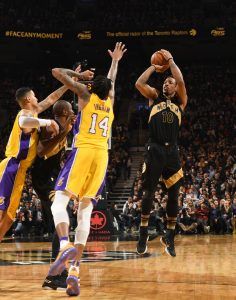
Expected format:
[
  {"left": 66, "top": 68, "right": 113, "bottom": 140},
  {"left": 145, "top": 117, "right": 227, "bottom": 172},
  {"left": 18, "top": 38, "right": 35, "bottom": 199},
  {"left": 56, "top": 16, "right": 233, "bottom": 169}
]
[
  {"left": 160, "top": 49, "right": 188, "bottom": 110},
  {"left": 107, "top": 42, "right": 127, "bottom": 106},
  {"left": 37, "top": 85, "right": 68, "bottom": 114},
  {"left": 135, "top": 66, "right": 160, "bottom": 106},
  {"left": 52, "top": 68, "right": 93, "bottom": 103}
]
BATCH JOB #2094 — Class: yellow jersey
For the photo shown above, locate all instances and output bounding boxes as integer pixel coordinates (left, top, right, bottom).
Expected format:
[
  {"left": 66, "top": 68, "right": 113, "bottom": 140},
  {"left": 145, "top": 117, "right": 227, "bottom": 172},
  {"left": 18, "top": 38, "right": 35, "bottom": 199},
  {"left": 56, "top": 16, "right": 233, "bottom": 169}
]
[
  {"left": 5, "top": 111, "right": 39, "bottom": 166},
  {"left": 74, "top": 93, "right": 114, "bottom": 150}
]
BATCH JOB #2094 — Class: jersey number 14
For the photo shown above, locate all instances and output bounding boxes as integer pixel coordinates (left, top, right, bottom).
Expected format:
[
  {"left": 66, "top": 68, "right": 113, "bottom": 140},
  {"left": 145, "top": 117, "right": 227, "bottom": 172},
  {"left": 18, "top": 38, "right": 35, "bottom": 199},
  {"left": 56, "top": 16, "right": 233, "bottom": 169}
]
[{"left": 89, "top": 113, "right": 109, "bottom": 137}]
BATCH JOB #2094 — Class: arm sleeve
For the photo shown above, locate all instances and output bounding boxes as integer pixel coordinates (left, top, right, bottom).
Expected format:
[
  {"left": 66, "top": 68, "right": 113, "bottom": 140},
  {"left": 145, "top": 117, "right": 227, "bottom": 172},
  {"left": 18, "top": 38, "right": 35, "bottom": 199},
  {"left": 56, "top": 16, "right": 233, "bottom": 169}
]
[{"left": 19, "top": 116, "right": 51, "bottom": 129}]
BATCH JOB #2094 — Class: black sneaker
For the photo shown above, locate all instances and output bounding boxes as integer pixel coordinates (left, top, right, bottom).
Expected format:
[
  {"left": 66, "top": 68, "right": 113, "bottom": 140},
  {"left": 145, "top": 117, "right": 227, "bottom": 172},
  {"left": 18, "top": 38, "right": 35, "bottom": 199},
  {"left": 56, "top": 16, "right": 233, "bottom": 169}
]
[
  {"left": 160, "top": 229, "right": 176, "bottom": 257},
  {"left": 60, "top": 268, "right": 68, "bottom": 279},
  {"left": 136, "top": 226, "right": 149, "bottom": 255},
  {"left": 42, "top": 274, "right": 67, "bottom": 290}
]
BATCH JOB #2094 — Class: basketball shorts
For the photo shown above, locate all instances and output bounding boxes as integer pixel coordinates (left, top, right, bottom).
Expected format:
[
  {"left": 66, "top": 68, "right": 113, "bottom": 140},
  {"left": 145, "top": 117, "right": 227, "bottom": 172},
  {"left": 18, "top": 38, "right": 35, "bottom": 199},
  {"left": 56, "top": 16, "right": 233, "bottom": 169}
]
[
  {"left": 142, "top": 143, "right": 183, "bottom": 191},
  {"left": 32, "top": 169, "right": 56, "bottom": 204},
  {"left": 0, "top": 157, "right": 28, "bottom": 220},
  {"left": 55, "top": 147, "right": 107, "bottom": 200}
]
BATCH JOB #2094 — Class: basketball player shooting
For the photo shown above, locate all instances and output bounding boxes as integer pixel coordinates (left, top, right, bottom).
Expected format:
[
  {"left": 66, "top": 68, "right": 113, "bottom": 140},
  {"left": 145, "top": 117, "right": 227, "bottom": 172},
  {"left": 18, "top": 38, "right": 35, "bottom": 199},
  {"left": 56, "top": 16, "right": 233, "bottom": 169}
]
[
  {"left": 46, "top": 42, "right": 127, "bottom": 296},
  {"left": 135, "top": 49, "right": 187, "bottom": 257}
]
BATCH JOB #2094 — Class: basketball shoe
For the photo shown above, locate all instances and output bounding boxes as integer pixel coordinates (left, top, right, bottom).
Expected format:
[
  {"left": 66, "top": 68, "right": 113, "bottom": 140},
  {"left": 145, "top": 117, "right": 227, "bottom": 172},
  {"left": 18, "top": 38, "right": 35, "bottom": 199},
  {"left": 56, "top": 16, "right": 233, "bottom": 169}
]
[
  {"left": 66, "top": 265, "right": 80, "bottom": 296},
  {"left": 48, "top": 243, "right": 77, "bottom": 276},
  {"left": 42, "top": 268, "right": 68, "bottom": 290},
  {"left": 160, "top": 229, "right": 176, "bottom": 257},
  {"left": 136, "top": 226, "right": 149, "bottom": 255}
]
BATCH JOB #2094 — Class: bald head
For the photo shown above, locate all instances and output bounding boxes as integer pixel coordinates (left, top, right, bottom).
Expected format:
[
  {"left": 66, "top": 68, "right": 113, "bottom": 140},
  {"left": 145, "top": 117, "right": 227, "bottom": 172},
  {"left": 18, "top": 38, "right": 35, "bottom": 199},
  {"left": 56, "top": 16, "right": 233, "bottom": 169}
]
[{"left": 53, "top": 100, "right": 73, "bottom": 117}]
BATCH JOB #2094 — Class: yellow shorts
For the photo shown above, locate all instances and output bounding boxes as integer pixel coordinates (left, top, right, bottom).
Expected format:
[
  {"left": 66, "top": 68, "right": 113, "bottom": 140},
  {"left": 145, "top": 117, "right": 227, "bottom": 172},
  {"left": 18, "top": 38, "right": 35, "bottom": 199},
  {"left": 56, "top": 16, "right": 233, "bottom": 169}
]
[
  {"left": 55, "top": 147, "right": 108, "bottom": 199},
  {"left": 0, "top": 157, "right": 28, "bottom": 220}
]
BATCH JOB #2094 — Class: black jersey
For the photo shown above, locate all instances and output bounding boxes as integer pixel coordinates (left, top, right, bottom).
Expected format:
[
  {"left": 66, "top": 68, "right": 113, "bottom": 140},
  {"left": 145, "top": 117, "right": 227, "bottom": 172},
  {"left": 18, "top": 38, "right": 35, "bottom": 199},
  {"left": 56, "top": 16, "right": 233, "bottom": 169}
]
[
  {"left": 31, "top": 126, "right": 66, "bottom": 191},
  {"left": 31, "top": 147, "right": 65, "bottom": 189},
  {"left": 148, "top": 93, "right": 182, "bottom": 145}
]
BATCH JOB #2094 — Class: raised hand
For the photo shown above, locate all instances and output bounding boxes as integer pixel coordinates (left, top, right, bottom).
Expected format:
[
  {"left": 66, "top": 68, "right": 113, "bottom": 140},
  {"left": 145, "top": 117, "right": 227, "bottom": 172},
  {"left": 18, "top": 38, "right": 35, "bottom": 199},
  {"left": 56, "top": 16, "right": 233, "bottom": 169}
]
[
  {"left": 152, "top": 64, "right": 169, "bottom": 73},
  {"left": 79, "top": 69, "right": 94, "bottom": 81},
  {"left": 74, "top": 65, "right": 94, "bottom": 81},
  {"left": 158, "top": 49, "right": 173, "bottom": 61},
  {"left": 108, "top": 42, "right": 127, "bottom": 61}
]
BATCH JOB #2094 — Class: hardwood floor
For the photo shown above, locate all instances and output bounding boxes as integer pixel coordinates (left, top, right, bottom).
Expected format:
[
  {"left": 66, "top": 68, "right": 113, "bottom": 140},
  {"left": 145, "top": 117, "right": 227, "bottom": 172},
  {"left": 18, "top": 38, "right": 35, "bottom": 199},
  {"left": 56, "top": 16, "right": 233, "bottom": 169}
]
[{"left": 0, "top": 235, "right": 236, "bottom": 299}]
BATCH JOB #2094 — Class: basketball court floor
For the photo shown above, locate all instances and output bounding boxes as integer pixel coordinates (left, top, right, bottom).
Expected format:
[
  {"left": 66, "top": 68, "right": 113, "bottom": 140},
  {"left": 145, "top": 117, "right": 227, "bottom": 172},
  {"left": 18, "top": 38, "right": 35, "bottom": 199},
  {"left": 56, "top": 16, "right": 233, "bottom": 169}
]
[{"left": 0, "top": 234, "right": 236, "bottom": 299}]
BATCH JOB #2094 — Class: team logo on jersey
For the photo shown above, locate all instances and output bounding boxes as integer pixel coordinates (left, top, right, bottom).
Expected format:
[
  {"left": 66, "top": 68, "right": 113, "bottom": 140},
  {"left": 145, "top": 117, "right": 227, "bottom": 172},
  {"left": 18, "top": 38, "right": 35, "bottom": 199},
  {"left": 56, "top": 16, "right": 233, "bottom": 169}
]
[
  {"left": 57, "top": 177, "right": 64, "bottom": 187},
  {"left": 0, "top": 197, "right": 5, "bottom": 205},
  {"left": 90, "top": 211, "right": 106, "bottom": 230}
]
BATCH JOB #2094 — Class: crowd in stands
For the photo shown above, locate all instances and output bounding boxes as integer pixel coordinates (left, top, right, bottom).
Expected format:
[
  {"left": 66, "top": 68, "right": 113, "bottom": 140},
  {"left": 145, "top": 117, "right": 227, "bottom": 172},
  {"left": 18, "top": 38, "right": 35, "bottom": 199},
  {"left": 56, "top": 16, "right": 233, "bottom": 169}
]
[
  {"left": 0, "top": 0, "right": 234, "bottom": 31},
  {"left": 107, "top": 124, "right": 131, "bottom": 192}
]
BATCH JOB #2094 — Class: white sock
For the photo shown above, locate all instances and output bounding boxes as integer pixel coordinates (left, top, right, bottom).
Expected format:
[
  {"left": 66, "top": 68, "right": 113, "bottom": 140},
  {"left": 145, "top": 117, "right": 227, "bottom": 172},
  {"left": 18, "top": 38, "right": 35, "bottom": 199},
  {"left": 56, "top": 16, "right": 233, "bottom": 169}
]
[
  {"left": 69, "top": 265, "right": 80, "bottom": 275},
  {"left": 60, "top": 239, "right": 69, "bottom": 250}
]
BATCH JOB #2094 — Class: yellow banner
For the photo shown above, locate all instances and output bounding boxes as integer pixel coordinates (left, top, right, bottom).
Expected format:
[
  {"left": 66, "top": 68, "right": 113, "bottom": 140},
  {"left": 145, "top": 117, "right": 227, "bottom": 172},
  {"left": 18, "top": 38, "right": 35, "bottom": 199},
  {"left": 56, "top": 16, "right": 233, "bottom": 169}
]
[
  {"left": 106, "top": 29, "right": 197, "bottom": 37},
  {"left": 5, "top": 31, "right": 63, "bottom": 39}
]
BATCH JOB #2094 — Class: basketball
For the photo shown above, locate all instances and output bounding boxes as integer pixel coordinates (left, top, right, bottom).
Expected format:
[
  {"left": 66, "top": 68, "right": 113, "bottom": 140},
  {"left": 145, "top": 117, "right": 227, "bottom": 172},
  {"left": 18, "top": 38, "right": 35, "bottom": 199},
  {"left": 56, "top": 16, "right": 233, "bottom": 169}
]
[{"left": 151, "top": 51, "right": 168, "bottom": 66}]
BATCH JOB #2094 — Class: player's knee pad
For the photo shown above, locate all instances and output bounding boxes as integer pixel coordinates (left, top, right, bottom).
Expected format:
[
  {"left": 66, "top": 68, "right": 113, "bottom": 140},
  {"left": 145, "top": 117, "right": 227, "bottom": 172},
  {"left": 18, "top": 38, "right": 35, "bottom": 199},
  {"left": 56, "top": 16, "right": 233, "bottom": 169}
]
[
  {"left": 51, "top": 190, "right": 70, "bottom": 227},
  {"left": 74, "top": 201, "right": 94, "bottom": 246}
]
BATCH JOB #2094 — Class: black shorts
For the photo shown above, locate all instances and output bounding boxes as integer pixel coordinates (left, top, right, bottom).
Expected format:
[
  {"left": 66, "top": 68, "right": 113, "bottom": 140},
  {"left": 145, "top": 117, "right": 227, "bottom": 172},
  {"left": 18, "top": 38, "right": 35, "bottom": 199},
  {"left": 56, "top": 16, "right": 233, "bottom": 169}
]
[
  {"left": 31, "top": 173, "right": 56, "bottom": 207},
  {"left": 142, "top": 143, "right": 183, "bottom": 191},
  {"left": 31, "top": 176, "right": 56, "bottom": 228}
]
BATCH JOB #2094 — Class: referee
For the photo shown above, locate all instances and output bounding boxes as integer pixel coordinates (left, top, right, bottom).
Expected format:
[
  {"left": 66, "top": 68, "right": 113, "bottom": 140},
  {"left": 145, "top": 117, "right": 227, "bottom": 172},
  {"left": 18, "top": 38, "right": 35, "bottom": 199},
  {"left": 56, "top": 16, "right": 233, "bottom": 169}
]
[{"left": 135, "top": 49, "right": 187, "bottom": 257}]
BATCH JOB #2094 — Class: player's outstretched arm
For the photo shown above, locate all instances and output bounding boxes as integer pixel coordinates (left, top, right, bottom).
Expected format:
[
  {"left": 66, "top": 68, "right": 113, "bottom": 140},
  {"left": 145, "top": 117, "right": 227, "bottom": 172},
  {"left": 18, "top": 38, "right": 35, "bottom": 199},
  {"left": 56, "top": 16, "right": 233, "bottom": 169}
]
[
  {"left": 159, "top": 49, "right": 188, "bottom": 110},
  {"left": 18, "top": 109, "right": 59, "bottom": 136},
  {"left": 37, "top": 85, "right": 68, "bottom": 114},
  {"left": 107, "top": 42, "right": 127, "bottom": 106},
  {"left": 52, "top": 68, "right": 94, "bottom": 102}
]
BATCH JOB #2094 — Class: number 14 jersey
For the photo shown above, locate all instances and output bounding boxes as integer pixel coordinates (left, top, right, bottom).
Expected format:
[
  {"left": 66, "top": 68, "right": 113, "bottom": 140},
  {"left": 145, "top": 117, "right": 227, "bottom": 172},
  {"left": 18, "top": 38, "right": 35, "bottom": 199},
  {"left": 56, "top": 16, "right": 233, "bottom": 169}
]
[{"left": 73, "top": 93, "right": 114, "bottom": 150}]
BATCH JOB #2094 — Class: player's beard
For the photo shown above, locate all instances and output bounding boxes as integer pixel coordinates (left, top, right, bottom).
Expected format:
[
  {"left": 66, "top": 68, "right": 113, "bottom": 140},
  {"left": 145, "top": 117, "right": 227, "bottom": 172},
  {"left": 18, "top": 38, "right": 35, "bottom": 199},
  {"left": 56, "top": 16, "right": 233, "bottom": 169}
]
[{"left": 163, "top": 90, "right": 175, "bottom": 99}]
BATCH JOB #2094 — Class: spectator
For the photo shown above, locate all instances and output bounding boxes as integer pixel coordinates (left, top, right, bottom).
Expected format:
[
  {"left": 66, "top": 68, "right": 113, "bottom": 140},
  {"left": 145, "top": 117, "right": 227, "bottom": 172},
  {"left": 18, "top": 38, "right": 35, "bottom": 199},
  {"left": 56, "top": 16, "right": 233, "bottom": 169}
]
[{"left": 178, "top": 208, "right": 197, "bottom": 234}]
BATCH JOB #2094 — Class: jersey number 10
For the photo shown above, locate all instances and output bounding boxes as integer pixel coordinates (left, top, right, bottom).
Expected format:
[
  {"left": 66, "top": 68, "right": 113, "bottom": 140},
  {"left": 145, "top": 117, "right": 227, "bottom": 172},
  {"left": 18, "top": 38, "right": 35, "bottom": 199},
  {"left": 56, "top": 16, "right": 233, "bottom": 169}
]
[
  {"left": 162, "top": 111, "right": 174, "bottom": 123},
  {"left": 89, "top": 113, "right": 109, "bottom": 137}
]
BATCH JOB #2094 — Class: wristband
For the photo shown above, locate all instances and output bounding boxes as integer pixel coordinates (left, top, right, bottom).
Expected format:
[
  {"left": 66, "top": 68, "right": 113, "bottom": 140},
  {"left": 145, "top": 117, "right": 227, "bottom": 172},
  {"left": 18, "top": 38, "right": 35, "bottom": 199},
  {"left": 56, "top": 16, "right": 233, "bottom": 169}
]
[
  {"left": 151, "top": 64, "right": 157, "bottom": 71},
  {"left": 168, "top": 57, "right": 173, "bottom": 61}
]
